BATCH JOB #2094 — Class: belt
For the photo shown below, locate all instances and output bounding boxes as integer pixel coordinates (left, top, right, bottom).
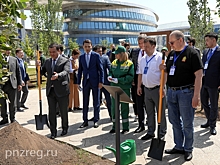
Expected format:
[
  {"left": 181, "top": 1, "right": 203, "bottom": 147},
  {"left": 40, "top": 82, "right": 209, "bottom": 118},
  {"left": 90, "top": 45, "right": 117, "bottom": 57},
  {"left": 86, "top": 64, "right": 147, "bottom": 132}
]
[
  {"left": 169, "top": 85, "right": 194, "bottom": 91},
  {"left": 146, "top": 85, "right": 160, "bottom": 90}
]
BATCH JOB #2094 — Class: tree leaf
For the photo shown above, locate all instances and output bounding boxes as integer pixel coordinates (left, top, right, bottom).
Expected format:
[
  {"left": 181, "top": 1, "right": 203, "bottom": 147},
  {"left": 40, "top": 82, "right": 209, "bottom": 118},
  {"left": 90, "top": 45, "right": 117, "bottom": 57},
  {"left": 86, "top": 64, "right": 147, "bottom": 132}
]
[
  {"left": 20, "top": 12, "right": 27, "bottom": 20},
  {"left": 17, "top": 22, "right": 23, "bottom": 28},
  {"left": 20, "top": 0, "right": 29, "bottom": 2}
]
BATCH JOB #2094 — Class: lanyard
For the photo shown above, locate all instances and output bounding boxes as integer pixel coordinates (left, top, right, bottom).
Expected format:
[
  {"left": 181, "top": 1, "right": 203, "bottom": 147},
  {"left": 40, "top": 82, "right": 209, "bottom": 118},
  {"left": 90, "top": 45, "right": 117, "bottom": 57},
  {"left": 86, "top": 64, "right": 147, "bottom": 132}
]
[
  {"left": 206, "top": 46, "right": 218, "bottom": 64},
  {"left": 146, "top": 54, "right": 156, "bottom": 67},
  {"left": 173, "top": 45, "right": 188, "bottom": 66}
]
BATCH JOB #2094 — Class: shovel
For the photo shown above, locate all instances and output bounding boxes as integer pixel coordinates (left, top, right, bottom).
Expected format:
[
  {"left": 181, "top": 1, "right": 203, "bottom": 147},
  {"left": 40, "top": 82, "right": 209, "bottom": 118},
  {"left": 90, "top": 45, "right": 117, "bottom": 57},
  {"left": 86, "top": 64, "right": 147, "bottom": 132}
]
[
  {"left": 35, "top": 45, "right": 50, "bottom": 130},
  {"left": 148, "top": 51, "right": 166, "bottom": 161}
]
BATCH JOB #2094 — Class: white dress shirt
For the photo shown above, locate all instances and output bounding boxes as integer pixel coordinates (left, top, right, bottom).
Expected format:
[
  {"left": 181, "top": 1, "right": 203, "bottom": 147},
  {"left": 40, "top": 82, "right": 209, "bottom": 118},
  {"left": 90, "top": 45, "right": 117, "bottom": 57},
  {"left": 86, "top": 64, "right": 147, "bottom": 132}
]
[{"left": 139, "top": 51, "right": 162, "bottom": 88}]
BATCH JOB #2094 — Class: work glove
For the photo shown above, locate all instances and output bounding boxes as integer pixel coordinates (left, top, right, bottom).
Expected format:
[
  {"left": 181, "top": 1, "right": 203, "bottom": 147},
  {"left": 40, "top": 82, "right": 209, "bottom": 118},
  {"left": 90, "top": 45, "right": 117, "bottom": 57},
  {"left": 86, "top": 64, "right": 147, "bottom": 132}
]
[
  {"left": 111, "top": 78, "right": 118, "bottom": 84},
  {"left": 107, "top": 76, "right": 113, "bottom": 82}
]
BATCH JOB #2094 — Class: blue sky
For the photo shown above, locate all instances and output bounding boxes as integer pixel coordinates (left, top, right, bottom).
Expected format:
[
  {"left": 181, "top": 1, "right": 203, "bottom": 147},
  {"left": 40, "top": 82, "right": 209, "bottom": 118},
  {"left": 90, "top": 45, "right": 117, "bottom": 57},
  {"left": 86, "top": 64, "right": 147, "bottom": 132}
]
[{"left": 125, "top": 0, "right": 217, "bottom": 24}]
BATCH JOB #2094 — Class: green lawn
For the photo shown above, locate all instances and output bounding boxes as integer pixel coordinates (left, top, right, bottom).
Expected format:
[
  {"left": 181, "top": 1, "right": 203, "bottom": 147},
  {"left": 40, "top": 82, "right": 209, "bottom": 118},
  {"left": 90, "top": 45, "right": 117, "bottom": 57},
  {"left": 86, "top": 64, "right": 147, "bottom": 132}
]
[{"left": 26, "top": 67, "right": 46, "bottom": 89}]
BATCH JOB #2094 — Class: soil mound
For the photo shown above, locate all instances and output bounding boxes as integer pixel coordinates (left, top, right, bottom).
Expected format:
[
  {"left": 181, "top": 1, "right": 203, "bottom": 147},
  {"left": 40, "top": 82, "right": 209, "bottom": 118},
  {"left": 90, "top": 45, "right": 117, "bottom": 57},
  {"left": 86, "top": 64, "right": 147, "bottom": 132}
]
[{"left": 0, "top": 122, "right": 114, "bottom": 165}]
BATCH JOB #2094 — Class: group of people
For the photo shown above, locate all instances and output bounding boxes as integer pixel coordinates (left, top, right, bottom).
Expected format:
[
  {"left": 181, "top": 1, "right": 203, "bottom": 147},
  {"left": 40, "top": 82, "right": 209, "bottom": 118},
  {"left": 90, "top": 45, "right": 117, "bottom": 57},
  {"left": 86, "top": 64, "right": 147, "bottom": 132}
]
[
  {"left": 75, "top": 30, "right": 219, "bottom": 162},
  {"left": 1, "top": 29, "right": 219, "bottom": 162},
  {"left": 0, "top": 49, "right": 29, "bottom": 125}
]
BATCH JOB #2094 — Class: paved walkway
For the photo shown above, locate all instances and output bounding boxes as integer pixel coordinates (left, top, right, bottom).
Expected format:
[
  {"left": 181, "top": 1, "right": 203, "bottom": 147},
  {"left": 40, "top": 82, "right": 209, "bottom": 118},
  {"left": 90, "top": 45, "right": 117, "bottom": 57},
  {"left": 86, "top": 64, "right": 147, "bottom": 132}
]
[{"left": 1, "top": 89, "right": 220, "bottom": 165}]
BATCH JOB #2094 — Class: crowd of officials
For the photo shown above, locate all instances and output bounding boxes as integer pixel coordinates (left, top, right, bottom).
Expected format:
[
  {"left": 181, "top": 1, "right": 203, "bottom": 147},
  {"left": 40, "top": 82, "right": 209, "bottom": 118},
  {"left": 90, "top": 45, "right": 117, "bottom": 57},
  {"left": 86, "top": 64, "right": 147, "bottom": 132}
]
[{"left": 1, "top": 30, "right": 220, "bottom": 162}]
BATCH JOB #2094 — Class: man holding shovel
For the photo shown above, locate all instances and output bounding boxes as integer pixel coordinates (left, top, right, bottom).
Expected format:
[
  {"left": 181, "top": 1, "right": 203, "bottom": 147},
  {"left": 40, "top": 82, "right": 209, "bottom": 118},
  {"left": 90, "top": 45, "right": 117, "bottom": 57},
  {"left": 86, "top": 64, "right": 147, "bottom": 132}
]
[
  {"left": 160, "top": 30, "right": 203, "bottom": 161},
  {"left": 137, "top": 37, "right": 167, "bottom": 141},
  {"left": 36, "top": 43, "right": 70, "bottom": 139}
]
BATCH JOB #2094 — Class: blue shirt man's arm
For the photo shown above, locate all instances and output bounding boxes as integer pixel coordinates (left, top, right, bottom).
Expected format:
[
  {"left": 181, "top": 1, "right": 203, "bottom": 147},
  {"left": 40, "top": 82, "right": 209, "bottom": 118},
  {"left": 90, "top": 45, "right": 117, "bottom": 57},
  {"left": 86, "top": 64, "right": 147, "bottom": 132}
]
[{"left": 106, "top": 56, "right": 111, "bottom": 72}]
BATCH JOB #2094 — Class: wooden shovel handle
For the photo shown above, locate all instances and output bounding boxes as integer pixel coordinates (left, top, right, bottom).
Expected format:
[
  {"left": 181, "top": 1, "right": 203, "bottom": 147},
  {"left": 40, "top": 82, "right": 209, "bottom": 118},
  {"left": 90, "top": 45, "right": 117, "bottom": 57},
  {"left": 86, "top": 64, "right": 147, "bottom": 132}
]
[
  {"left": 37, "top": 45, "right": 42, "bottom": 100},
  {"left": 158, "top": 52, "right": 165, "bottom": 124}
]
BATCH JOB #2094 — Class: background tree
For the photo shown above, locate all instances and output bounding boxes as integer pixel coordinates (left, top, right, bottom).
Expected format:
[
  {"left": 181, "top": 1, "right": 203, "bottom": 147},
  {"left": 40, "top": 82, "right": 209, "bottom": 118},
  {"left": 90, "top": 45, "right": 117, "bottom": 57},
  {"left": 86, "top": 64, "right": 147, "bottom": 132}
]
[
  {"left": 68, "top": 38, "right": 79, "bottom": 50},
  {"left": 99, "top": 39, "right": 110, "bottom": 49},
  {"left": 29, "top": 0, "right": 63, "bottom": 56},
  {"left": 0, "top": 0, "right": 27, "bottom": 98},
  {"left": 21, "top": 34, "right": 34, "bottom": 59},
  {"left": 187, "top": 0, "right": 213, "bottom": 51}
]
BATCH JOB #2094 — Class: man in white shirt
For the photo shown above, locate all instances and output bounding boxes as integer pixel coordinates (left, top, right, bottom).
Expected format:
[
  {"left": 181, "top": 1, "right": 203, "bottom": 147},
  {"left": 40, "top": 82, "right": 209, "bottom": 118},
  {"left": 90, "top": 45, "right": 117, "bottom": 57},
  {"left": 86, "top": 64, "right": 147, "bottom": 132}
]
[{"left": 137, "top": 37, "right": 167, "bottom": 140}]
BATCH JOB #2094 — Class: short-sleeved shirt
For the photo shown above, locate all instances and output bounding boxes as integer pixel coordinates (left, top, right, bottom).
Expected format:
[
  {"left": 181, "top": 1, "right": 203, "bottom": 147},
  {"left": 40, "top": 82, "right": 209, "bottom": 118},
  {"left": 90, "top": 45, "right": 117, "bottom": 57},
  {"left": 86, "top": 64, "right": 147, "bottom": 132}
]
[
  {"left": 166, "top": 46, "right": 203, "bottom": 87},
  {"left": 139, "top": 51, "right": 162, "bottom": 88}
]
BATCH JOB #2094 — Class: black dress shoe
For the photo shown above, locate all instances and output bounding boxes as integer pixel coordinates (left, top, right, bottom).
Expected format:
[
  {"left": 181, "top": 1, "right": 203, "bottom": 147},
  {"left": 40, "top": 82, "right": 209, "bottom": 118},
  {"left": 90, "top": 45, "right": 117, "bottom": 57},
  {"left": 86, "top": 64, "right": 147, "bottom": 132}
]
[
  {"left": 201, "top": 123, "right": 209, "bottom": 128},
  {"left": 17, "top": 108, "right": 24, "bottom": 112},
  {"left": 61, "top": 130, "right": 68, "bottom": 136},
  {"left": 50, "top": 134, "right": 57, "bottom": 139},
  {"left": 134, "top": 126, "right": 145, "bottom": 133},
  {"left": 88, "top": 117, "right": 94, "bottom": 121},
  {"left": 0, "top": 119, "right": 9, "bottom": 125},
  {"left": 184, "top": 151, "right": 193, "bottom": 161},
  {"left": 165, "top": 148, "right": 185, "bottom": 154},
  {"left": 141, "top": 134, "right": 155, "bottom": 140},
  {"left": 11, "top": 119, "right": 17, "bottom": 123},
  {"left": 210, "top": 127, "right": 217, "bottom": 135},
  {"left": 68, "top": 108, "right": 73, "bottom": 112},
  {"left": 94, "top": 122, "right": 99, "bottom": 128},
  {"left": 121, "top": 130, "right": 129, "bottom": 134},
  {"left": 79, "top": 122, "right": 88, "bottom": 128},
  {"left": 109, "top": 129, "right": 115, "bottom": 133},
  {"left": 74, "top": 107, "right": 83, "bottom": 110},
  {"left": 20, "top": 105, "right": 28, "bottom": 109}
]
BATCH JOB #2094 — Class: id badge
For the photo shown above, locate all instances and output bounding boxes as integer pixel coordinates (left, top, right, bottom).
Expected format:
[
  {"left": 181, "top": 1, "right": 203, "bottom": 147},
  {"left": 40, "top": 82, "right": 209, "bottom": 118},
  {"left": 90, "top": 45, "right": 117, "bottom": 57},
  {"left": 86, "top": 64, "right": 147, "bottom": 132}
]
[
  {"left": 169, "top": 66, "right": 176, "bottom": 75},
  {"left": 204, "top": 63, "right": 208, "bottom": 69},
  {"left": 144, "top": 67, "right": 148, "bottom": 74}
]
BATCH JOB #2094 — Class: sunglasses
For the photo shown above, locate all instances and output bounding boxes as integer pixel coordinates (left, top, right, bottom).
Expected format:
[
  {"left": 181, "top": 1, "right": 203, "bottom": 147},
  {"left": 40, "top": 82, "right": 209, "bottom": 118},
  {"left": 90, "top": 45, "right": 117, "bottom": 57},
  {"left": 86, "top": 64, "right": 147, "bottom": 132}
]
[{"left": 169, "top": 39, "right": 179, "bottom": 45}]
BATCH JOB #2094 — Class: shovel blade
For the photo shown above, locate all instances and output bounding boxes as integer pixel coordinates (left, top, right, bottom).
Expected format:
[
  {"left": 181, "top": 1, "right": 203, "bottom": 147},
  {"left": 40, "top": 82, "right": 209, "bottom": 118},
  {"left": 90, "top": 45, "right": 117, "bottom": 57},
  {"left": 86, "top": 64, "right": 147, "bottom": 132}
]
[
  {"left": 148, "top": 138, "right": 166, "bottom": 161},
  {"left": 35, "top": 114, "right": 49, "bottom": 130}
]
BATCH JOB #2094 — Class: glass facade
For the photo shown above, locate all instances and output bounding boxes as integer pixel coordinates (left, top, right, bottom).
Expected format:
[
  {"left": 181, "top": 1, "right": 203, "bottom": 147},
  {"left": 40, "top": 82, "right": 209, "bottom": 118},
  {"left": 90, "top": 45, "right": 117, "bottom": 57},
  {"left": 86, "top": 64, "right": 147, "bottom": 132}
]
[
  {"left": 63, "top": 8, "right": 156, "bottom": 23},
  {"left": 62, "top": 3, "right": 158, "bottom": 47},
  {"left": 63, "top": 22, "right": 155, "bottom": 32}
]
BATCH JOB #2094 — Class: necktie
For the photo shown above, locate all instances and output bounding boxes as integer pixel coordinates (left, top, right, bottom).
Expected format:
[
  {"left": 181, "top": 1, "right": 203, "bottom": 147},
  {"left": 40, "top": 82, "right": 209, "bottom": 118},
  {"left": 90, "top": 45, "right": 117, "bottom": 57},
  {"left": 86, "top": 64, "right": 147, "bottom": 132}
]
[
  {"left": 86, "top": 54, "right": 90, "bottom": 67},
  {"left": 86, "top": 54, "right": 90, "bottom": 79},
  {"left": 207, "top": 49, "right": 213, "bottom": 59},
  {"left": 142, "top": 50, "right": 144, "bottom": 56},
  {"left": 51, "top": 59, "right": 56, "bottom": 73},
  {"left": 20, "top": 59, "right": 26, "bottom": 78}
]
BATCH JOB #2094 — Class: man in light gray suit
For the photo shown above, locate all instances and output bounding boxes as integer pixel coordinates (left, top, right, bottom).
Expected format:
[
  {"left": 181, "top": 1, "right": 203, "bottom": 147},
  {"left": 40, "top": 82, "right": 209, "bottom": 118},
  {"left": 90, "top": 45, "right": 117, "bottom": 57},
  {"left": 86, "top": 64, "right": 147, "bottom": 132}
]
[
  {"left": 0, "top": 50, "right": 22, "bottom": 125},
  {"left": 37, "top": 43, "right": 70, "bottom": 139}
]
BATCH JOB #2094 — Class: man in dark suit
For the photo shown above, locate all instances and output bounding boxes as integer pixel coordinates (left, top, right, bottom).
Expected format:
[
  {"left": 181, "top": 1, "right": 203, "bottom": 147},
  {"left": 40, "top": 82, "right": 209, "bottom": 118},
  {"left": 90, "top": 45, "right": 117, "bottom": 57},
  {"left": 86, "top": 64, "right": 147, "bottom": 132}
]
[
  {"left": 93, "top": 45, "right": 111, "bottom": 120},
  {"left": 130, "top": 34, "right": 147, "bottom": 133},
  {"left": 0, "top": 50, "right": 22, "bottom": 125},
  {"left": 16, "top": 48, "right": 29, "bottom": 111},
  {"left": 78, "top": 39, "right": 104, "bottom": 128},
  {"left": 201, "top": 32, "right": 220, "bottom": 135},
  {"left": 37, "top": 43, "right": 70, "bottom": 139}
]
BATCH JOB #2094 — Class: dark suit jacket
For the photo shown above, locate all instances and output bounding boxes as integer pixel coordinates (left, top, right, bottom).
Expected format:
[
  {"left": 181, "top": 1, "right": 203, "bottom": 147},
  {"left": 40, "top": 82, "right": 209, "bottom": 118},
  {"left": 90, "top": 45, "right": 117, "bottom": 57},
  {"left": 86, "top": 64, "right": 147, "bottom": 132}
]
[
  {"left": 8, "top": 56, "right": 22, "bottom": 89},
  {"left": 16, "top": 57, "right": 29, "bottom": 82},
  {"left": 202, "top": 47, "right": 220, "bottom": 88},
  {"left": 77, "top": 51, "right": 104, "bottom": 87},
  {"left": 100, "top": 55, "right": 111, "bottom": 85},
  {"left": 41, "top": 55, "right": 70, "bottom": 97},
  {"left": 130, "top": 48, "right": 141, "bottom": 73}
]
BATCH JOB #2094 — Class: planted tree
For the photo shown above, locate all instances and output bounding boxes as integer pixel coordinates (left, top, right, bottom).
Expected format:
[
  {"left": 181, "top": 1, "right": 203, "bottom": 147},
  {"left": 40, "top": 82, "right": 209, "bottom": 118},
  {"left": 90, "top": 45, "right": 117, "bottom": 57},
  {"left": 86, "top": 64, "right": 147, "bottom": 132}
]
[{"left": 0, "top": 0, "right": 27, "bottom": 98}]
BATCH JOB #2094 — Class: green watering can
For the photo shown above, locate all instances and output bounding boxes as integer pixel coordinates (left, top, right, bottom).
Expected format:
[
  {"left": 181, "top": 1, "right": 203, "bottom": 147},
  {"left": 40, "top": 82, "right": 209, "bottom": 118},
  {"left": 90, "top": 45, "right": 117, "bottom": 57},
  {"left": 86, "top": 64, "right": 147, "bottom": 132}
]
[{"left": 106, "top": 139, "right": 136, "bottom": 165}]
